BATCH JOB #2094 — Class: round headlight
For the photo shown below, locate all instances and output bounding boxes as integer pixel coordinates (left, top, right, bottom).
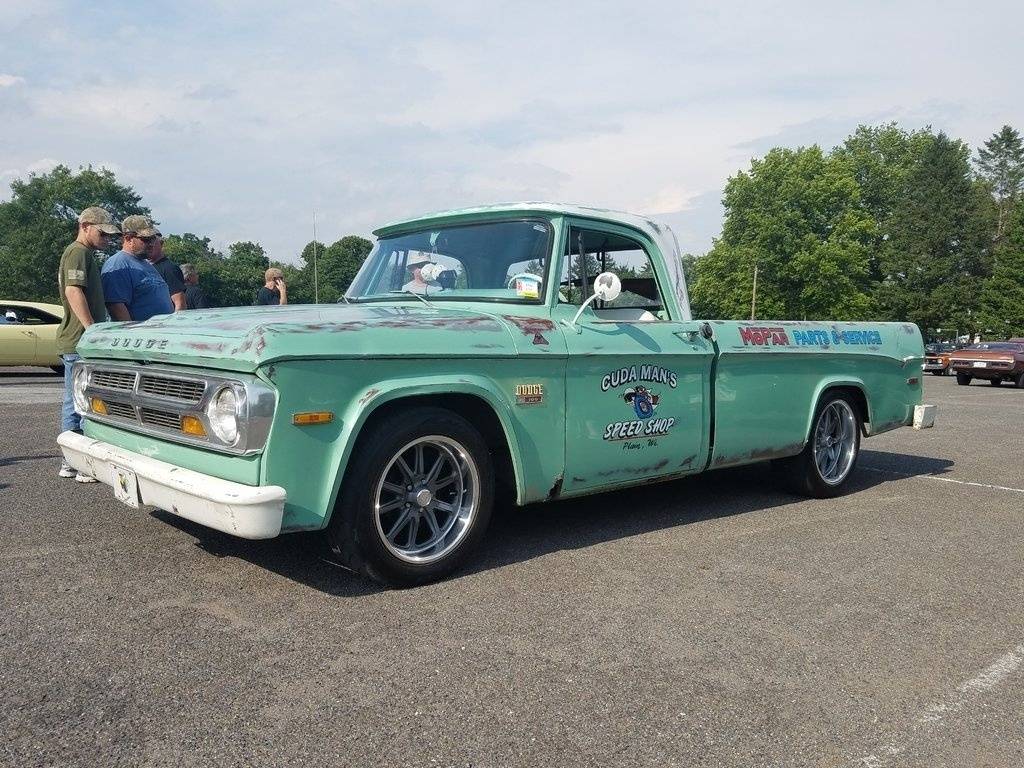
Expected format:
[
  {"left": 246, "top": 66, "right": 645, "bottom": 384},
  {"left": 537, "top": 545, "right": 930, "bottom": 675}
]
[
  {"left": 206, "top": 386, "right": 239, "bottom": 444},
  {"left": 72, "top": 365, "right": 90, "bottom": 414}
]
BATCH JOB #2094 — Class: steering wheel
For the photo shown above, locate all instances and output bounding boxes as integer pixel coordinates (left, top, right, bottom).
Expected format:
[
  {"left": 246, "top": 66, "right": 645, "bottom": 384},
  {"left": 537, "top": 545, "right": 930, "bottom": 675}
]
[{"left": 506, "top": 273, "right": 543, "bottom": 289}]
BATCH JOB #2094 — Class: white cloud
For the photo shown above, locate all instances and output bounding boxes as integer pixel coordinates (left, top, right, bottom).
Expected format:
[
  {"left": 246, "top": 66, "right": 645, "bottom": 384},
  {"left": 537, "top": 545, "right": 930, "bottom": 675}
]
[
  {"left": 0, "top": 74, "right": 25, "bottom": 88},
  {"left": 2, "top": 0, "right": 1022, "bottom": 262}
]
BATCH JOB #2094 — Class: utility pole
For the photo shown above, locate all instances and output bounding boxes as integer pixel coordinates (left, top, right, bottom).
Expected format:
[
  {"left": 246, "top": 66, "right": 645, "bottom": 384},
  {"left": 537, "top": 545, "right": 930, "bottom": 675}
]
[
  {"left": 312, "top": 210, "right": 319, "bottom": 304},
  {"left": 750, "top": 263, "right": 758, "bottom": 321}
]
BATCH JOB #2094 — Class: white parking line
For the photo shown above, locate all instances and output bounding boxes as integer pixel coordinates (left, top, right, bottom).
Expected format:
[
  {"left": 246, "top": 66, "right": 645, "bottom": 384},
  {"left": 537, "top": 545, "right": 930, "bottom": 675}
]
[
  {"left": 856, "top": 642, "right": 1024, "bottom": 766},
  {"left": 860, "top": 465, "right": 1024, "bottom": 495}
]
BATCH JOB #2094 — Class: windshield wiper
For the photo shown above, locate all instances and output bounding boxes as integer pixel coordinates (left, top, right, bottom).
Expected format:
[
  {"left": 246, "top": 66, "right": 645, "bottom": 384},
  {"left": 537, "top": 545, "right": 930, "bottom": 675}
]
[{"left": 386, "top": 290, "right": 435, "bottom": 308}]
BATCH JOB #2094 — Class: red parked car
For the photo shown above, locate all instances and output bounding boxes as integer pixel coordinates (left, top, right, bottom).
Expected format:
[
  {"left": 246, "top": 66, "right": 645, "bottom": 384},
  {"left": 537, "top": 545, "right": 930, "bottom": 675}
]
[{"left": 949, "top": 341, "right": 1024, "bottom": 387}]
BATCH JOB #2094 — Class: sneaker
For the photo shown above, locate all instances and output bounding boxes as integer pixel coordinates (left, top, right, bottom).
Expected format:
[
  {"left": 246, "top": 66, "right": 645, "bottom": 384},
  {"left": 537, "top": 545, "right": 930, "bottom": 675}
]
[
  {"left": 75, "top": 472, "right": 98, "bottom": 484},
  {"left": 59, "top": 461, "right": 76, "bottom": 478}
]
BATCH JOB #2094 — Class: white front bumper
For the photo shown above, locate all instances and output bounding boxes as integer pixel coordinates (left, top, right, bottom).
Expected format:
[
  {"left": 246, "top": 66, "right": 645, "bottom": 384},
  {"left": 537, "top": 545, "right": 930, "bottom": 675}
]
[{"left": 58, "top": 431, "right": 286, "bottom": 539}]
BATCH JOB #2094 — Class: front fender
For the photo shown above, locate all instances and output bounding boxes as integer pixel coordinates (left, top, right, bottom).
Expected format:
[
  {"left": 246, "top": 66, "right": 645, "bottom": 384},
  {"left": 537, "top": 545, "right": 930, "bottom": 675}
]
[{"left": 323, "top": 375, "right": 530, "bottom": 521}]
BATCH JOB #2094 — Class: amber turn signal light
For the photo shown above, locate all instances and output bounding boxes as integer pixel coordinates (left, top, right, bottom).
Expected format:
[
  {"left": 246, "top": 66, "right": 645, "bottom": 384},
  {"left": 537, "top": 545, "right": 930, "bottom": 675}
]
[
  {"left": 90, "top": 397, "right": 108, "bottom": 415},
  {"left": 181, "top": 415, "right": 207, "bottom": 437},
  {"left": 292, "top": 411, "right": 334, "bottom": 426}
]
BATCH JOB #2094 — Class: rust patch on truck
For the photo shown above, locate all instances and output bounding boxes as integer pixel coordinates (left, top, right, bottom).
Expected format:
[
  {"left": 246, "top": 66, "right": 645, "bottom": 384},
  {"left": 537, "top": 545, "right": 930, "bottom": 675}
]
[
  {"left": 502, "top": 315, "right": 555, "bottom": 346},
  {"left": 186, "top": 341, "right": 227, "bottom": 354},
  {"left": 713, "top": 443, "right": 804, "bottom": 467},
  {"left": 597, "top": 458, "right": 669, "bottom": 478},
  {"left": 283, "top": 315, "right": 502, "bottom": 334},
  {"left": 358, "top": 388, "right": 381, "bottom": 406}
]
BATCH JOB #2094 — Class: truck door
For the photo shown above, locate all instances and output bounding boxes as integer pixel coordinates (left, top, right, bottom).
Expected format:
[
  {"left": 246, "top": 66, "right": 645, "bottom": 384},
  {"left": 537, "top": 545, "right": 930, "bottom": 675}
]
[{"left": 555, "top": 223, "right": 714, "bottom": 494}]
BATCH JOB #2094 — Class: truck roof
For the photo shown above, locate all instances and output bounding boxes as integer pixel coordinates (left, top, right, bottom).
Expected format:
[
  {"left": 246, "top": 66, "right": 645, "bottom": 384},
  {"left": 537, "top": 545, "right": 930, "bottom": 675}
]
[{"left": 374, "top": 202, "right": 693, "bottom": 320}]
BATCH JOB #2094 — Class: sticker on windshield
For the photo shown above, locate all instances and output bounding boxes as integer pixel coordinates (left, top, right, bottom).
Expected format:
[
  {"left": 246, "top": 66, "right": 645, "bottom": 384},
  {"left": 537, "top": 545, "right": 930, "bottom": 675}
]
[{"left": 514, "top": 276, "right": 542, "bottom": 299}]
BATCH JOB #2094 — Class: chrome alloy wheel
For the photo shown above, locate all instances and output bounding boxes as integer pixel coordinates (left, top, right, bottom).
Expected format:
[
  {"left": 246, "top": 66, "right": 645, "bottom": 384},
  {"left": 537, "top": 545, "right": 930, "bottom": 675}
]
[
  {"left": 812, "top": 400, "right": 858, "bottom": 485},
  {"left": 373, "top": 435, "right": 480, "bottom": 564}
]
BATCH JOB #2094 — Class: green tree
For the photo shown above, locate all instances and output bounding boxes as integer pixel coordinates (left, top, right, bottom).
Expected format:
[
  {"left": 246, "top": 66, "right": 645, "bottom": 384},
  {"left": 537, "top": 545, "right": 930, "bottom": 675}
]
[
  {"left": 191, "top": 241, "right": 271, "bottom": 307},
  {"left": 975, "top": 125, "right": 1024, "bottom": 242},
  {"left": 877, "top": 132, "right": 994, "bottom": 335},
  {"left": 689, "top": 146, "right": 875, "bottom": 320},
  {"left": 977, "top": 201, "right": 1024, "bottom": 337},
  {"left": 833, "top": 124, "right": 934, "bottom": 281},
  {"left": 0, "top": 165, "right": 148, "bottom": 301},
  {"left": 162, "top": 233, "right": 223, "bottom": 264},
  {"left": 317, "top": 235, "right": 373, "bottom": 302}
]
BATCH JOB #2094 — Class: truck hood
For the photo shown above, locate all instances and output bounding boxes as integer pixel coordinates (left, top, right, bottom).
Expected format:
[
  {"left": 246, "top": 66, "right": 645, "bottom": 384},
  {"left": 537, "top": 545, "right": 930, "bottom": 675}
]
[{"left": 77, "top": 304, "right": 540, "bottom": 372}]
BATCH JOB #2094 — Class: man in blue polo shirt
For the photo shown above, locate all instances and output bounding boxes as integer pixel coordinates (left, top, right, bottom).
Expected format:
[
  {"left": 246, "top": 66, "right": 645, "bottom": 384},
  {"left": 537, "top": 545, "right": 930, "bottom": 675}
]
[{"left": 101, "top": 215, "right": 174, "bottom": 321}]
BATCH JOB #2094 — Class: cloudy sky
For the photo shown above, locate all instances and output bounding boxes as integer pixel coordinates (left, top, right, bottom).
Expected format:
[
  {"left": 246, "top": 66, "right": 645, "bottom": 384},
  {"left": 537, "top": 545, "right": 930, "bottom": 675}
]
[{"left": 2, "top": 0, "right": 1022, "bottom": 262}]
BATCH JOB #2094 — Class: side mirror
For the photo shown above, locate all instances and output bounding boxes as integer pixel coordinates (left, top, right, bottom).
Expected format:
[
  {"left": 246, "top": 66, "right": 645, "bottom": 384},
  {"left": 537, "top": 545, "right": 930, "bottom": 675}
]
[
  {"left": 592, "top": 272, "right": 621, "bottom": 302},
  {"left": 569, "top": 271, "right": 622, "bottom": 331}
]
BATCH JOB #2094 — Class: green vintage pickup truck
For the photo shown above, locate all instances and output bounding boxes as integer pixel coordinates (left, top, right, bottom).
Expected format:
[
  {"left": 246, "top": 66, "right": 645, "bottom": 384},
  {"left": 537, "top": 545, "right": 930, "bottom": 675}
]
[{"left": 60, "top": 203, "right": 934, "bottom": 586}]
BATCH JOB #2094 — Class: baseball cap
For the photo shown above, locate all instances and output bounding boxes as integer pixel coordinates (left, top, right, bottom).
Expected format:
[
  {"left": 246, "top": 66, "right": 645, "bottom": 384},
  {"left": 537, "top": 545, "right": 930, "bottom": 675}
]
[
  {"left": 78, "top": 206, "right": 122, "bottom": 234},
  {"left": 121, "top": 214, "right": 161, "bottom": 238}
]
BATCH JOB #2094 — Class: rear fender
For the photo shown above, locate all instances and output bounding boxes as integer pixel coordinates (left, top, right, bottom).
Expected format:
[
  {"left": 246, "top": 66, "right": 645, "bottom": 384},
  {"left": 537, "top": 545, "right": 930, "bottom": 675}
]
[{"left": 804, "top": 378, "right": 872, "bottom": 442}]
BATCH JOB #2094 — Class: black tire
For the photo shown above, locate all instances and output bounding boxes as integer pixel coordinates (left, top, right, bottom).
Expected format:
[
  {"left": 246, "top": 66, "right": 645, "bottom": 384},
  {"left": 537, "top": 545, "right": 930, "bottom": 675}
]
[
  {"left": 327, "top": 407, "right": 494, "bottom": 588},
  {"left": 776, "top": 391, "right": 861, "bottom": 498},
  {"left": 990, "top": 378, "right": 1001, "bottom": 387},
  {"left": 956, "top": 373, "right": 971, "bottom": 386},
  {"left": 930, "top": 371, "right": 944, "bottom": 376},
  {"left": 1016, "top": 372, "right": 1024, "bottom": 389},
  {"left": 51, "top": 366, "right": 64, "bottom": 375}
]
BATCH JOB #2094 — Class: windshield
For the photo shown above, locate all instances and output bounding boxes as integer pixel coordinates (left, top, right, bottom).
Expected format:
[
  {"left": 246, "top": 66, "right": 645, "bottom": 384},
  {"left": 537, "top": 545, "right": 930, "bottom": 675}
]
[{"left": 347, "top": 219, "right": 552, "bottom": 303}]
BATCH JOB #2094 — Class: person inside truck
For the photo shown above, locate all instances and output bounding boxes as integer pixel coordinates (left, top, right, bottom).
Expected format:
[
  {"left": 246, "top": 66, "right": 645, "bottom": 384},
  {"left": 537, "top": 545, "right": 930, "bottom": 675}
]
[{"left": 402, "top": 257, "right": 442, "bottom": 294}]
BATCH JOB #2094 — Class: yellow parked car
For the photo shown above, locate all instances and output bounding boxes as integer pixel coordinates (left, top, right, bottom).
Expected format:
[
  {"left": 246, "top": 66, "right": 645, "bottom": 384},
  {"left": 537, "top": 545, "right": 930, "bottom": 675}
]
[{"left": 0, "top": 300, "right": 65, "bottom": 372}]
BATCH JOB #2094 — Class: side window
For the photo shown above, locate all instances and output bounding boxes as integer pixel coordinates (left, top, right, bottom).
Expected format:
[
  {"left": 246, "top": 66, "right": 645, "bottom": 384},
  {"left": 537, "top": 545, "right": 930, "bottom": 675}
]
[
  {"left": 558, "top": 228, "right": 664, "bottom": 318},
  {"left": 19, "top": 307, "right": 59, "bottom": 325}
]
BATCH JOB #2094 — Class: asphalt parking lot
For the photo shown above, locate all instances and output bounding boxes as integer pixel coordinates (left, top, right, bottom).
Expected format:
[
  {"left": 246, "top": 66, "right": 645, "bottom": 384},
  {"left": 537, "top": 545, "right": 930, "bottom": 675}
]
[{"left": 1, "top": 368, "right": 1022, "bottom": 767}]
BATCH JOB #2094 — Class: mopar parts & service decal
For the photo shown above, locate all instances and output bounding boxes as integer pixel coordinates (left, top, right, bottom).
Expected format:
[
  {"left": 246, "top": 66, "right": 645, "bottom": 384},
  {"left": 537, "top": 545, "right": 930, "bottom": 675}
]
[
  {"left": 739, "top": 326, "right": 791, "bottom": 346},
  {"left": 738, "top": 326, "right": 883, "bottom": 347}
]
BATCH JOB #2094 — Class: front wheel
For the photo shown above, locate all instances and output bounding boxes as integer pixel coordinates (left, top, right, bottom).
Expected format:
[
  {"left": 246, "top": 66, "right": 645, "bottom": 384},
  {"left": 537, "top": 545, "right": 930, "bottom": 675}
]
[
  {"left": 327, "top": 407, "right": 494, "bottom": 588},
  {"left": 776, "top": 392, "right": 861, "bottom": 498},
  {"left": 956, "top": 373, "right": 971, "bottom": 386},
  {"left": 990, "top": 378, "right": 1002, "bottom": 387}
]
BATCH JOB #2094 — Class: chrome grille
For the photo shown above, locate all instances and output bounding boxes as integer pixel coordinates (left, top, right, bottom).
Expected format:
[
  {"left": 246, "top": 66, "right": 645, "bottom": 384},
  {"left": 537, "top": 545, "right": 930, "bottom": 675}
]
[
  {"left": 104, "top": 401, "right": 137, "bottom": 420},
  {"left": 139, "top": 374, "right": 205, "bottom": 403},
  {"left": 140, "top": 407, "right": 183, "bottom": 430},
  {"left": 92, "top": 369, "right": 137, "bottom": 392}
]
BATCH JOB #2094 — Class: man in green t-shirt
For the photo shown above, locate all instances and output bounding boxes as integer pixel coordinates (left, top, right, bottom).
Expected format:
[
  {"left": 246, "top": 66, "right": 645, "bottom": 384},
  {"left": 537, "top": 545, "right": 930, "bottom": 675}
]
[{"left": 57, "top": 206, "right": 120, "bottom": 481}]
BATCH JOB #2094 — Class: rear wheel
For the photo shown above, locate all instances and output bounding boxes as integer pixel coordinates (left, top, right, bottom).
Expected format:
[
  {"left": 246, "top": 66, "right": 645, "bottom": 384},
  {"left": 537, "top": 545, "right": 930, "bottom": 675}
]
[
  {"left": 777, "top": 392, "right": 861, "bottom": 498},
  {"left": 327, "top": 407, "right": 494, "bottom": 588},
  {"left": 956, "top": 373, "right": 971, "bottom": 386},
  {"left": 1016, "top": 372, "right": 1024, "bottom": 389}
]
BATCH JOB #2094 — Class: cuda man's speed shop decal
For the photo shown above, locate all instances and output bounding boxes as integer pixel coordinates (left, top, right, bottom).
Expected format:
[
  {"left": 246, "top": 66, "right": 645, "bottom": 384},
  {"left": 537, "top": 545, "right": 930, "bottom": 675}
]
[{"left": 601, "top": 365, "right": 677, "bottom": 442}]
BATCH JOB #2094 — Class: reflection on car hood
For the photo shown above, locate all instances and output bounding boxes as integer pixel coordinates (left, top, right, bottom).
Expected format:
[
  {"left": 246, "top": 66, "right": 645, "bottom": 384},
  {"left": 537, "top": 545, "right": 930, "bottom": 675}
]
[{"left": 76, "top": 304, "right": 533, "bottom": 372}]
